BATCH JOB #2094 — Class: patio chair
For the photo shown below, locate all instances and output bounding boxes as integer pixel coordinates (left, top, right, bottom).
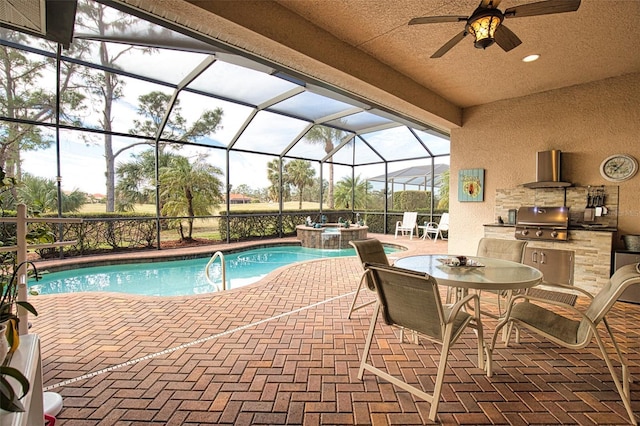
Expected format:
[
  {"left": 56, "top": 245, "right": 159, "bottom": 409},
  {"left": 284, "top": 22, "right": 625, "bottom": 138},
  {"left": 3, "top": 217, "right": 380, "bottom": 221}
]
[
  {"left": 488, "top": 263, "right": 640, "bottom": 426},
  {"left": 424, "top": 212, "right": 449, "bottom": 242},
  {"left": 475, "top": 237, "right": 527, "bottom": 317},
  {"left": 394, "top": 212, "right": 418, "bottom": 239},
  {"left": 347, "top": 239, "right": 389, "bottom": 319},
  {"left": 358, "top": 262, "right": 484, "bottom": 422}
]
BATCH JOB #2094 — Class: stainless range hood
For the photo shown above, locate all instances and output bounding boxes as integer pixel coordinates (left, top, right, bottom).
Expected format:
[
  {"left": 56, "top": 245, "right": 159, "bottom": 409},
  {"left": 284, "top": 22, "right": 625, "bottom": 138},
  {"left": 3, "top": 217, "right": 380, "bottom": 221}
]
[{"left": 523, "top": 150, "right": 572, "bottom": 188}]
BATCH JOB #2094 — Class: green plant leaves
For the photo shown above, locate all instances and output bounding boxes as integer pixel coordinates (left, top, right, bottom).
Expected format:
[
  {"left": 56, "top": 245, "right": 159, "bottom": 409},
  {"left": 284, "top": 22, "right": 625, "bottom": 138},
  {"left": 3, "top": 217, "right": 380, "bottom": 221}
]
[{"left": 0, "top": 365, "right": 30, "bottom": 412}]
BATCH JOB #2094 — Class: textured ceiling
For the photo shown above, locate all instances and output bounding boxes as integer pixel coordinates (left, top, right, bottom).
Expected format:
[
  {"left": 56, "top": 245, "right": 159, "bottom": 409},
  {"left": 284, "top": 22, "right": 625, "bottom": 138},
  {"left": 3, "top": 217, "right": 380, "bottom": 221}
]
[{"left": 275, "top": 0, "right": 640, "bottom": 108}]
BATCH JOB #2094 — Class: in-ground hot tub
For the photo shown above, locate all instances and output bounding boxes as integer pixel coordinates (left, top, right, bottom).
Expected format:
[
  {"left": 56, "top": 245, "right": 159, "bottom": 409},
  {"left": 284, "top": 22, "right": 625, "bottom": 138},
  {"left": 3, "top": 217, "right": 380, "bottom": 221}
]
[{"left": 296, "top": 224, "right": 368, "bottom": 249}]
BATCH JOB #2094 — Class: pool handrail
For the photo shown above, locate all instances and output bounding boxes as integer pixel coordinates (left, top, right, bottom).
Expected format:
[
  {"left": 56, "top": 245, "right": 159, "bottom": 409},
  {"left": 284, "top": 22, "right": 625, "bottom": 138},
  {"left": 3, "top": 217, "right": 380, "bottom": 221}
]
[{"left": 205, "top": 251, "right": 227, "bottom": 291}]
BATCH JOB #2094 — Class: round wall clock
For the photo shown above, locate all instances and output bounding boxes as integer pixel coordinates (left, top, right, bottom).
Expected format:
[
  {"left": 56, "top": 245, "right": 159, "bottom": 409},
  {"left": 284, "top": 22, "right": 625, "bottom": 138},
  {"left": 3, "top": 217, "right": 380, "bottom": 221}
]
[{"left": 600, "top": 154, "right": 638, "bottom": 182}]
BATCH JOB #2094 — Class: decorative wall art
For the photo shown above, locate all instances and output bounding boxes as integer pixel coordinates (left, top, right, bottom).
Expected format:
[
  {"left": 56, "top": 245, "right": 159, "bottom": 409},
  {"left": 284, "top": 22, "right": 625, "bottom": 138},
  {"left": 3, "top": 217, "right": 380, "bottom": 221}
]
[{"left": 458, "top": 168, "right": 484, "bottom": 202}]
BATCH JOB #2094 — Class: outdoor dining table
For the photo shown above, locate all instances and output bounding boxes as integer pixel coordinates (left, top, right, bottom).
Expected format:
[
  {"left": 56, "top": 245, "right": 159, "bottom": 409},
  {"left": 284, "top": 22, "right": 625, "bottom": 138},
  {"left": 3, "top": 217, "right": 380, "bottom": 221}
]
[
  {"left": 393, "top": 254, "right": 544, "bottom": 376},
  {"left": 393, "top": 254, "right": 543, "bottom": 296}
]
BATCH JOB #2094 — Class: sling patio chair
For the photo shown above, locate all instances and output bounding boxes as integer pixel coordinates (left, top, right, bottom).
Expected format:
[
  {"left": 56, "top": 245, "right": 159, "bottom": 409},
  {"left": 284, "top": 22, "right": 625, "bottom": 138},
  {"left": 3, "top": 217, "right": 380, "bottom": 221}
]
[
  {"left": 394, "top": 211, "right": 418, "bottom": 239},
  {"left": 488, "top": 262, "right": 640, "bottom": 426},
  {"left": 474, "top": 237, "right": 528, "bottom": 316},
  {"left": 347, "top": 239, "right": 389, "bottom": 319},
  {"left": 358, "top": 262, "right": 484, "bottom": 422}
]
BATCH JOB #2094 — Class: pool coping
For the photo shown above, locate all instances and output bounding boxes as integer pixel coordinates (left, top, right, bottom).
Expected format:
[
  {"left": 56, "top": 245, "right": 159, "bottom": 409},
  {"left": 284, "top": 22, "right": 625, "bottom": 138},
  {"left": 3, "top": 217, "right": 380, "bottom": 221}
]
[
  {"left": 34, "top": 240, "right": 304, "bottom": 273},
  {"left": 33, "top": 236, "right": 409, "bottom": 273}
]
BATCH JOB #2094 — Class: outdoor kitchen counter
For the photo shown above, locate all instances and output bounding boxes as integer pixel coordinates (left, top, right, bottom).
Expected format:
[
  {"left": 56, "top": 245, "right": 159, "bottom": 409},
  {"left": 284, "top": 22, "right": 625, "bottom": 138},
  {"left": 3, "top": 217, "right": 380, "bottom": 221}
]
[
  {"left": 483, "top": 225, "right": 615, "bottom": 295},
  {"left": 568, "top": 225, "right": 617, "bottom": 232},
  {"left": 485, "top": 224, "right": 617, "bottom": 231}
]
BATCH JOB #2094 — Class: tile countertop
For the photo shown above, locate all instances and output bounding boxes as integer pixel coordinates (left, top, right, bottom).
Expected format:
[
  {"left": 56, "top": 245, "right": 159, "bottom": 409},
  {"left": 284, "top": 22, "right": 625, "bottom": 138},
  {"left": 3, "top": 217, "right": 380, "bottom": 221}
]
[{"left": 483, "top": 223, "right": 617, "bottom": 232}]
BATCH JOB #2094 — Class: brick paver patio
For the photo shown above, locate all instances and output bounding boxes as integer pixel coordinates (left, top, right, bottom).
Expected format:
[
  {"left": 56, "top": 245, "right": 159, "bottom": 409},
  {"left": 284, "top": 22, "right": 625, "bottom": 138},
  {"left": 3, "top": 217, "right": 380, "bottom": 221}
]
[{"left": 26, "top": 234, "right": 640, "bottom": 425}]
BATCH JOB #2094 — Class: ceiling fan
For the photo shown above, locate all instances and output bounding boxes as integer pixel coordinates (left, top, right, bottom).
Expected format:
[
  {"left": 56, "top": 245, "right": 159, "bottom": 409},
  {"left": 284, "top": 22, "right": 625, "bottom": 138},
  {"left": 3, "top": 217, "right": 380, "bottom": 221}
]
[{"left": 409, "top": 0, "right": 581, "bottom": 58}]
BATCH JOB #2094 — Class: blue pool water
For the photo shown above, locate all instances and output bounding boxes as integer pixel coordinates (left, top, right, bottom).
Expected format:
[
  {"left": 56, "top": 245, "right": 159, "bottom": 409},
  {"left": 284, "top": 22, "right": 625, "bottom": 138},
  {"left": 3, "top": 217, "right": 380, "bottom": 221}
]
[{"left": 31, "top": 245, "right": 399, "bottom": 297}]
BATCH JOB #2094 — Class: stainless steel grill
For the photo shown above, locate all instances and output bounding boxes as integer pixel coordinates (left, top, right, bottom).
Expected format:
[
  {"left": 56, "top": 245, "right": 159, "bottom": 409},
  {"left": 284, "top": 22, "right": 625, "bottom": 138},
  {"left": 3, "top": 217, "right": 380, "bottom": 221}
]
[{"left": 515, "top": 206, "right": 569, "bottom": 241}]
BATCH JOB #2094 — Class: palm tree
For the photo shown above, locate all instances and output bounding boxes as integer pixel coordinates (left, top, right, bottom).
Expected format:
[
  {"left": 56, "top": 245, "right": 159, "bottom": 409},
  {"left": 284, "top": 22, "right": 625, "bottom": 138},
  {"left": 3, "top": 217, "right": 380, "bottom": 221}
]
[
  {"left": 284, "top": 160, "right": 315, "bottom": 209},
  {"left": 304, "top": 125, "right": 346, "bottom": 209},
  {"left": 437, "top": 170, "right": 450, "bottom": 210},
  {"left": 266, "top": 158, "right": 287, "bottom": 203},
  {"left": 334, "top": 175, "right": 372, "bottom": 209},
  {"left": 115, "top": 149, "right": 179, "bottom": 211},
  {"left": 16, "top": 174, "right": 86, "bottom": 213},
  {"left": 159, "top": 155, "right": 224, "bottom": 240}
]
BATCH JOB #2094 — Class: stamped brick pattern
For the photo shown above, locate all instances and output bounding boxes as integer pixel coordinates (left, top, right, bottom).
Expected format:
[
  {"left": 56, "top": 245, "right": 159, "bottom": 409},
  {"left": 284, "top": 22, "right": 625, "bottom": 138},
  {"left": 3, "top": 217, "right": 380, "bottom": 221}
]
[{"left": 28, "top": 235, "right": 640, "bottom": 425}]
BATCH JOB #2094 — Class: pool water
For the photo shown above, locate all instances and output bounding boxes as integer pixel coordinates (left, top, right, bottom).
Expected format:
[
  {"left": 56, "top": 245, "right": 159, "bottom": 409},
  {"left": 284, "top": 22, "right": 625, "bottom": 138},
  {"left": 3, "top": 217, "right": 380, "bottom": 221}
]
[{"left": 31, "top": 245, "right": 399, "bottom": 296}]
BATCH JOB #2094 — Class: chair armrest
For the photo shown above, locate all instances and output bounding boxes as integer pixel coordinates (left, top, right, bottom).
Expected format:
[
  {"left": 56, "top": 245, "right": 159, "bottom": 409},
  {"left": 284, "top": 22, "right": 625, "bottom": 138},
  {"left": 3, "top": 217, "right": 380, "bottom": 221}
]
[
  {"left": 446, "top": 293, "right": 480, "bottom": 322},
  {"left": 528, "top": 282, "right": 595, "bottom": 300},
  {"left": 507, "top": 293, "right": 588, "bottom": 319}
]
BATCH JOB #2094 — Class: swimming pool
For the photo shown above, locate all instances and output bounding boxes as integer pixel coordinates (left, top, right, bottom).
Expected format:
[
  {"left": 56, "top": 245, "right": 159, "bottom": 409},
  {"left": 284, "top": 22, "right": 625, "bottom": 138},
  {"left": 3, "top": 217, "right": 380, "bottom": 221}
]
[{"left": 32, "top": 245, "right": 400, "bottom": 296}]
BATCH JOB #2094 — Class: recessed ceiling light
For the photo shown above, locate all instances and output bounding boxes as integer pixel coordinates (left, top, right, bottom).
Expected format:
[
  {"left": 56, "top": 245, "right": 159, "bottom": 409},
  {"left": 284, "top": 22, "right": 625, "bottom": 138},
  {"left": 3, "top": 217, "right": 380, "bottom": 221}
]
[{"left": 522, "top": 54, "right": 540, "bottom": 63}]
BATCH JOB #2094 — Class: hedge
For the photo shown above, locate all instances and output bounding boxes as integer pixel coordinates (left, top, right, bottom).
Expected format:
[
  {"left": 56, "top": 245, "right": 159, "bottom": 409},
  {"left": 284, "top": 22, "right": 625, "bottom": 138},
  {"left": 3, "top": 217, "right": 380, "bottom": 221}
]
[{"left": 0, "top": 209, "right": 447, "bottom": 258}]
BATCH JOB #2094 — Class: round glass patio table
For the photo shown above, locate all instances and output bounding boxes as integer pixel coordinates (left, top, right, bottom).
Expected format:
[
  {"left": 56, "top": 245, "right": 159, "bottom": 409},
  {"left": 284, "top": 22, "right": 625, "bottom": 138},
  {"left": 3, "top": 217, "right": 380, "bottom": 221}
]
[{"left": 394, "top": 254, "right": 543, "bottom": 293}]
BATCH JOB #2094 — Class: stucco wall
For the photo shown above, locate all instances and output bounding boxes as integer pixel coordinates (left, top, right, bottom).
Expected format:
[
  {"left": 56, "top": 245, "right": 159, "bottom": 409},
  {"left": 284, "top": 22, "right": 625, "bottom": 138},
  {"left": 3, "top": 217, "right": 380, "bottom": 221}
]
[{"left": 449, "top": 72, "right": 640, "bottom": 256}]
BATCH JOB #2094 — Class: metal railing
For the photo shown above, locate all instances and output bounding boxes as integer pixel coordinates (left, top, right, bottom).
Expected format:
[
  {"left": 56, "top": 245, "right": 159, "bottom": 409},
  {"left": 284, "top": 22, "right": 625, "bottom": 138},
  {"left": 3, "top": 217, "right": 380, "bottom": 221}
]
[{"left": 205, "top": 251, "right": 227, "bottom": 291}]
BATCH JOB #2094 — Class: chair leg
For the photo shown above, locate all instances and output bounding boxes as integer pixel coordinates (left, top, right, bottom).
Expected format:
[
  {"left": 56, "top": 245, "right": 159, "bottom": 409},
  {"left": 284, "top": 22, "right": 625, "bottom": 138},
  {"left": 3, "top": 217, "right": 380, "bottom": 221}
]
[
  {"left": 487, "top": 315, "right": 513, "bottom": 377},
  {"left": 347, "top": 273, "right": 376, "bottom": 319},
  {"left": 444, "top": 287, "right": 453, "bottom": 304},
  {"left": 398, "top": 328, "right": 418, "bottom": 344},
  {"left": 592, "top": 325, "right": 638, "bottom": 425},
  {"left": 428, "top": 328, "right": 453, "bottom": 421},
  {"left": 358, "top": 303, "right": 380, "bottom": 380},
  {"left": 361, "top": 321, "right": 441, "bottom": 421}
]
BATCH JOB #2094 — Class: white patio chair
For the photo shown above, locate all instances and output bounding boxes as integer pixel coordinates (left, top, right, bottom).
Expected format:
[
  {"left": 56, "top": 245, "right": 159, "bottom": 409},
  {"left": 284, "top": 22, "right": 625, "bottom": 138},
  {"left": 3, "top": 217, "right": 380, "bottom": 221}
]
[
  {"left": 394, "top": 212, "right": 418, "bottom": 239},
  {"left": 424, "top": 212, "right": 449, "bottom": 242}
]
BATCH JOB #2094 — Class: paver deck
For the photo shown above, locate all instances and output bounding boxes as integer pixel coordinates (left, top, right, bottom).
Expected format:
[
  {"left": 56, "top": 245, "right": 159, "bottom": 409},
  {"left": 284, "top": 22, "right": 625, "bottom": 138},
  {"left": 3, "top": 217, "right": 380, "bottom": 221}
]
[{"left": 24, "top": 234, "right": 640, "bottom": 425}]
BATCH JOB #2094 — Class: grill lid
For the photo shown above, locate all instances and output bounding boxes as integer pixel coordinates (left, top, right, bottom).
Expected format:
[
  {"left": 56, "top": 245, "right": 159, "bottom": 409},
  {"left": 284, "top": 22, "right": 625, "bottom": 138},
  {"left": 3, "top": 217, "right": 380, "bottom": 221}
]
[
  {"left": 515, "top": 206, "right": 569, "bottom": 241},
  {"left": 516, "top": 206, "right": 569, "bottom": 227}
]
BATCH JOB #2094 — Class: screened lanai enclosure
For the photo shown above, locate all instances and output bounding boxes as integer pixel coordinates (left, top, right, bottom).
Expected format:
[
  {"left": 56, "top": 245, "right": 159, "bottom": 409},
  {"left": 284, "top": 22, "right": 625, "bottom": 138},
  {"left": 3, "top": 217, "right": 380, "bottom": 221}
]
[{"left": 0, "top": 0, "right": 449, "bottom": 253}]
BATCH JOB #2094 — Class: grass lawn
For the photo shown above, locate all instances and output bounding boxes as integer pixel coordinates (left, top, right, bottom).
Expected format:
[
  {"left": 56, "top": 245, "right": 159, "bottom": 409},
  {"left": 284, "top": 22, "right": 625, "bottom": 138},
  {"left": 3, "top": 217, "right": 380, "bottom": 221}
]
[{"left": 79, "top": 201, "right": 327, "bottom": 214}]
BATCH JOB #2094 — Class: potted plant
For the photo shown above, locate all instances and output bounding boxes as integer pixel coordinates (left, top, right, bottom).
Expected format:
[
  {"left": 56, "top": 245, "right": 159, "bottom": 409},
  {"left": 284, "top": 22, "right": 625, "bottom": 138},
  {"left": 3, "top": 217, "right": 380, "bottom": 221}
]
[{"left": 0, "top": 261, "right": 39, "bottom": 412}]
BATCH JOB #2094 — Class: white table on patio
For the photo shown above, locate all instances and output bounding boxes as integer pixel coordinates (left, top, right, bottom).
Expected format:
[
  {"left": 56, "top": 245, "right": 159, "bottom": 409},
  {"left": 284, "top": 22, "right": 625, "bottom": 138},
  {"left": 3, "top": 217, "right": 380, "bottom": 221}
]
[{"left": 394, "top": 254, "right": 543, "bottom": 295}]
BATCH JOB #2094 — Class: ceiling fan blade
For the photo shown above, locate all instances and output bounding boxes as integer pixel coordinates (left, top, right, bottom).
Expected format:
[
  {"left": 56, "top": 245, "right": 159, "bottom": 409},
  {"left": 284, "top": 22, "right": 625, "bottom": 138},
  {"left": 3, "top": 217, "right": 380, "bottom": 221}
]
[
  {"left": 431, "top": 30, "right": 467, "bottom": 58},
  {"left": 504, "top": 0, "right": 581, "bottom": 18},
  {"left": 409, "top": 16, "right": 468, "bottom": 25},
  {"left": 480, "top": 0, "right": 502, "bottom": 8},
  {"left": 494, "top": 25, "right": 522, "bottom": 52}
]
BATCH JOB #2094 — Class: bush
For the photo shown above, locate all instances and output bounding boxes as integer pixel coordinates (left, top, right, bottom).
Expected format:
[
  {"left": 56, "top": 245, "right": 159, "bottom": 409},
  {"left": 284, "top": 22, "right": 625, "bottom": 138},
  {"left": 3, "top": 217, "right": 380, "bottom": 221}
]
[
  {"left": 219, "top": 210, "right": 354, "bottom": 241},
  {"left": 36, "top": 212, "right": 157, "bottom": 256},
  {"left": 392, "top": 190, "right": 431, "bottom": 211}
]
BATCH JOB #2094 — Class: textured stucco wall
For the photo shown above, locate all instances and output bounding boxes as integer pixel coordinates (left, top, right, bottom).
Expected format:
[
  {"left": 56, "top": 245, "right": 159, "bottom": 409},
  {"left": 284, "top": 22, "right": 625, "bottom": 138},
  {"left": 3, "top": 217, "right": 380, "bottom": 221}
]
[{"left": 449, "top": 72, "right": 640, "bottom": 256}]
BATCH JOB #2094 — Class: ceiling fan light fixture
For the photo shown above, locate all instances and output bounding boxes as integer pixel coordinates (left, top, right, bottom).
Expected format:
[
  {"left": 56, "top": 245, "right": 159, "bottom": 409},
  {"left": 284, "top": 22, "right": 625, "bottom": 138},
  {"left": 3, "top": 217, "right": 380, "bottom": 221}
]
[{"left": 466, "top": 9, "right": 503, "bottom": 49}]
